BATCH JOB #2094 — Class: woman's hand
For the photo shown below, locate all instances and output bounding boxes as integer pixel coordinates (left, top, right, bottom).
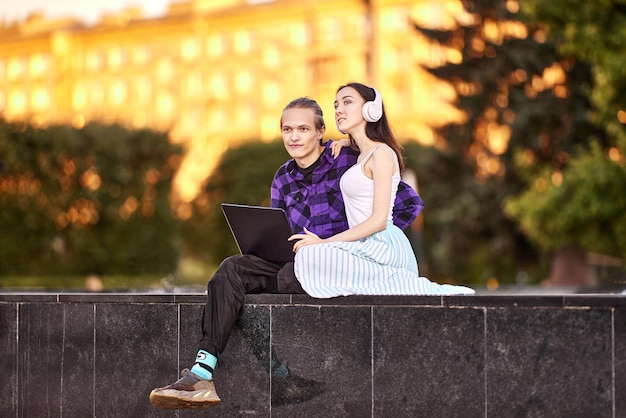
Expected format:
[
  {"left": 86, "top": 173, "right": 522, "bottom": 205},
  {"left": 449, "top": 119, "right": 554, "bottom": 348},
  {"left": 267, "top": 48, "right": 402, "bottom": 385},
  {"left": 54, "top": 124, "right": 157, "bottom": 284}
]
[
  {"left": 289, "top": 228, "right": 323, "bottom": 252},
  {"left": 331, "top": 138, "right": 350, "bottom": 158}
]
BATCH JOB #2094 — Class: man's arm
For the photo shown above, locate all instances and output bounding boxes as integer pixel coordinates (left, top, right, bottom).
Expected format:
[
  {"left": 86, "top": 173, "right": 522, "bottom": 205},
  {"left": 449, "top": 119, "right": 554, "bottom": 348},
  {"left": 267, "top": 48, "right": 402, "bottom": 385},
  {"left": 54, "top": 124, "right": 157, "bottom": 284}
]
[
  {"left": 392, "top": 181, "right": 424, "bottom": 230},
  {"left": 270, "top": 165, "right": 287, "bottom": 210}
]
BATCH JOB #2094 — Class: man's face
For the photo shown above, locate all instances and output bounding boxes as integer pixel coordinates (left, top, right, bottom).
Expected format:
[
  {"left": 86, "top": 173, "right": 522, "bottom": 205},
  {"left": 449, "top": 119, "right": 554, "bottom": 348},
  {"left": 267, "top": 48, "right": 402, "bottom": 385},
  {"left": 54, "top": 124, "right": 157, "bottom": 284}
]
[{"left": 281, "top": 107, "right": 325, "bottom": 168}]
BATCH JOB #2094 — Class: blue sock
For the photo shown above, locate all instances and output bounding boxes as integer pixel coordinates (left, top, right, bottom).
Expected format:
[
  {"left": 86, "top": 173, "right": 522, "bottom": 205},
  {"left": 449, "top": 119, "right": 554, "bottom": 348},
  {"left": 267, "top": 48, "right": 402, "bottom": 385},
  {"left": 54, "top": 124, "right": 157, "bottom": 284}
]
[{"left": 190, "top": 349, "right": 217, "bottom": 380}]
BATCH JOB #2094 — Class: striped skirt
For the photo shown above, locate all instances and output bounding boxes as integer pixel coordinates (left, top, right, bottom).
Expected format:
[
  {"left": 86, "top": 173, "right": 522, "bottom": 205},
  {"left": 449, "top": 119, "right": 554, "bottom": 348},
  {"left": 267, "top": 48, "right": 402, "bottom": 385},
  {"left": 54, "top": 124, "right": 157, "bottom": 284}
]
[{"left": 294, "top": 222, "right": 474, "bottom": 298}]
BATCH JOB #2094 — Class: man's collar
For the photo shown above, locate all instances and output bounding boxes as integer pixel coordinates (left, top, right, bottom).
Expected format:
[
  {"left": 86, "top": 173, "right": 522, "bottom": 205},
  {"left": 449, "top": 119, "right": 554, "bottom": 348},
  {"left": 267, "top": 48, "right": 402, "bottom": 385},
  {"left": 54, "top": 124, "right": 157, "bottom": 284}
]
[{"left": 286, "top": 144, "right": 331, "bottom": 174}]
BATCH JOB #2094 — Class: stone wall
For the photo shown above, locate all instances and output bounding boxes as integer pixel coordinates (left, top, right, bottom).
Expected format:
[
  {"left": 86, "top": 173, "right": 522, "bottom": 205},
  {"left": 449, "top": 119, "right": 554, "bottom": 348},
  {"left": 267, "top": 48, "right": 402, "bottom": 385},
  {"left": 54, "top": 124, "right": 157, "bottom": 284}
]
[{"left": 1, "top": 292, "right": 625, "bottom": 417}]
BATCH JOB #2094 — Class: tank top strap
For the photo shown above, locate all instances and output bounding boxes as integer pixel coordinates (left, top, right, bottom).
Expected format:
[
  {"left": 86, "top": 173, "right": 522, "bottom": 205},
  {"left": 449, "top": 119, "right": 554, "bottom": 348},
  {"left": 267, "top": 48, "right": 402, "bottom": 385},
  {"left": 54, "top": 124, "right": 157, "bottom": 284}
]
[
  {"left": 359, "top": 144, "right": 381, "bottom": 165},
  {"left": 361, "top": 144, "right": 398, "bottom": 174}
]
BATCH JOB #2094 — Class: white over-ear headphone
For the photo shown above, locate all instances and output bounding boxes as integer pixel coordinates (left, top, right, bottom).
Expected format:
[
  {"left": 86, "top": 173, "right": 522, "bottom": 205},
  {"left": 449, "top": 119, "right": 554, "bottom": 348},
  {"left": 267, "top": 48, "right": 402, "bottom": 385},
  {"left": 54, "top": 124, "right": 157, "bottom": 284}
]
[{"left": 361, "top": 87, "right": 383, "bottom": 122}]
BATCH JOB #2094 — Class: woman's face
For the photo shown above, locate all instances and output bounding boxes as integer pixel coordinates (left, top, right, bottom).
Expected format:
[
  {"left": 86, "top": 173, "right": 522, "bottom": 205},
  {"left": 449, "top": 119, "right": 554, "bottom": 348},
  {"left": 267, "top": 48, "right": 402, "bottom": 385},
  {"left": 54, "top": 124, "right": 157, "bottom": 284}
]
[
  {"left": 334, "top": 86, "right": 366, "bottom": 135},
  {"left": 280, "top": 107, "right": 325, "bottom": 168}
]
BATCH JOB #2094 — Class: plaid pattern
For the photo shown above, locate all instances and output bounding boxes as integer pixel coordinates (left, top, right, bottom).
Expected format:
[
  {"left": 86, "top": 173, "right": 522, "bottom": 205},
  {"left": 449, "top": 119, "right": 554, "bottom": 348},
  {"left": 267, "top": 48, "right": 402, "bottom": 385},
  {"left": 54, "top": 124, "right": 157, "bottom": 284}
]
[{"left": 270, "top": 141, "right": 423, "bottom": 238}]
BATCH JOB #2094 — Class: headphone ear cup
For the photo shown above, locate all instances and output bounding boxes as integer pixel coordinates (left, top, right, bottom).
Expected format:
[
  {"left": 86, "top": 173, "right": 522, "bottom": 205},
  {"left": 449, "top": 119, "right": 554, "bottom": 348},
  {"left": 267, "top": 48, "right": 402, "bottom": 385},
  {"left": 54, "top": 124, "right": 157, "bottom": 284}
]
[{"left": 361, "top": 88, "right": 383, "bottom": 122}]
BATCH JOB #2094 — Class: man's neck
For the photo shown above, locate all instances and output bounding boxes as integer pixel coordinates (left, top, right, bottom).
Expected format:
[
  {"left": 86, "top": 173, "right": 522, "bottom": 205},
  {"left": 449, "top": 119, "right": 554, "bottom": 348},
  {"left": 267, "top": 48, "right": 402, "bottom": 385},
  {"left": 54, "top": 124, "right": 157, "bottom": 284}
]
[{"left": 294, "top": 145, "right": 325, "bottom": 169}]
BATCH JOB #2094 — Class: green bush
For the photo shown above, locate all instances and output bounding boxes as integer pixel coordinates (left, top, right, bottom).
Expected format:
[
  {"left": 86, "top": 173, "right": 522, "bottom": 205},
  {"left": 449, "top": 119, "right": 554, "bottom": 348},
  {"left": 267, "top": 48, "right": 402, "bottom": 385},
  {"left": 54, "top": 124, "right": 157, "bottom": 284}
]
[
  {"left": 0, "top": 120, "right": 183, "bottom": 277},
  {"left": 505, "top": 139, "right": 626, "bottom": 258}
]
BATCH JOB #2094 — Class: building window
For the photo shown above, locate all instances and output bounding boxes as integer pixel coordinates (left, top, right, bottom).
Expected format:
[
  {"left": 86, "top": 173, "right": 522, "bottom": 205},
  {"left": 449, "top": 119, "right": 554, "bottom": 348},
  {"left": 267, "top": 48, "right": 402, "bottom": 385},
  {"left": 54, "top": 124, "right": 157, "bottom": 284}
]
[
  {"left": 156, "top": 89, "right": 174, "bottom": 117},
  {"left": 183, "top": 71, "right": 202, "bottom": 99},
  {"left": 109, "top": 81, "right": 127, "bottom": 106},
  {"left": 133, "top": 46, "right": 150, "bottom": 65},
  {"left": 290, "top": 23, "right": 310, "bottom": 46},
  {"left": 319, "top": 18, "right": 341, "bottom": 44},
  {"left": 208, "top": 108, "right": 226, "bottom": 127},
  {"left": 108, "top": 48, "right": 124, "bottom": 69},
  {"left": 8, "top": 89, "right": 27, "bottom": 115},
  {"left": 235, "top": 103, "right": 255, "bottom": 127},
  {"left": 411, "top": 1, "right": 448, "bottom": 29},
  {"left": 381, "top": 7, "right": 410, "bottom": 33},
  {"left": 342, "top": 14, "right": 369, "bottom": 42},
  {"left": 90, "top": 84, "right": 104, "bottom": 105},
  {"left": 31, "top": 86, "right": 51, "bottom": 112},
  {"left": 156, "top": 59, "right": 174, "bottom": 83},
  {"left": 233, "top": 30, "right": 252, "bottom": 54},
  {"left": 73, "top": 84, "right": 86, "bottom": 110},
  {"left": 207, "top": 34, "right": 225, "bottom": 57},
  {"left": 262, "top": 44, "right": 280, "bottom": 68},
  {"left": 180, "top": 108, "right": 200, "bottom": 134},
  {"left": 7, "top": 56, "right": 27, "bottom": 80},
  {"left": 181, "top": 37, "right": 199, "bottom": 60},
  {"left": 234, "top": 70, "right": 253, "bottom": 94},
  {"left": 261, "top": 113, "right": 277, "bottom": 141},
  {"left": 30, "top": 54, "right": 50, "bottom": 77},
  {"left": 85, "top": 50, "right": 104, "bottom": 71},
  {"left": 133, "top": 76, "right": 152, "bottom": 104},
  {"left": 262, "top": 82, "right": 280, "bottom": 106},
  {"left": 381, "top": 45, "right": 411, "bottom": 73},
  {"left": 209, "top": 72, "right": 228, "bottom": 99}
]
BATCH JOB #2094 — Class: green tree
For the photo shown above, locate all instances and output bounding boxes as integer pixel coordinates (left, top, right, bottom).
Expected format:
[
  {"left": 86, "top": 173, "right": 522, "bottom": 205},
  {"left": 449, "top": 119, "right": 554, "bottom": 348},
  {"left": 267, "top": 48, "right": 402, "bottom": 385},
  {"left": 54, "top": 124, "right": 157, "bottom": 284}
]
[
  {"left": 505, "top": 138, "right": 626, "bottom": 257},
  {"left": 520, "top": 0, "right": 626, "bottom": 146},
  {"left": 503, "top": 1, "right": 626, "bottom": 263},
  {"left": 409, "top": 0, "right": 595, "bottom": 284}
]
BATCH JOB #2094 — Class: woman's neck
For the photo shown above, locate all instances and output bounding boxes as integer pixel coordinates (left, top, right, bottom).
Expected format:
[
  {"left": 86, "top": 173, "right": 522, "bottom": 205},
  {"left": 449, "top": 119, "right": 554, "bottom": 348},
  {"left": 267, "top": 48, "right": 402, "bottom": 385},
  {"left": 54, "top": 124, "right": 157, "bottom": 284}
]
[{"left": 352, "top": 134, "right": 376, "bottom": 155}]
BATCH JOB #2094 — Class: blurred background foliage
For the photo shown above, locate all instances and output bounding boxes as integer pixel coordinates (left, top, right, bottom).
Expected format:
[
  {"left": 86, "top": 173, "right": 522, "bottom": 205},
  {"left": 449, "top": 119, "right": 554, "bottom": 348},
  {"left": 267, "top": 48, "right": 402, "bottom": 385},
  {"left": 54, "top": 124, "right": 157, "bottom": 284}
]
[
  {"left": 408, "top": 0, "right": 597, "bottom": 284},
  {"left": 1, "top": 0, "right": 626, "bottom": 290},
  {"left": 0, "top": 120, "right": 182, "bottom": 286},
  {"left": 180, "top": 140, "right": 289, "bottom": 265}
]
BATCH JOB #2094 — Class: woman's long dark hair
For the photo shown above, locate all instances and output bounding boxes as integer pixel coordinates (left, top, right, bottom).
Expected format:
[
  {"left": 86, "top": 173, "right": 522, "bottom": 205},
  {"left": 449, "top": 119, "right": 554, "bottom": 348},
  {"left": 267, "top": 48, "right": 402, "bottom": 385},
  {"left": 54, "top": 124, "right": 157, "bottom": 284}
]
[{"left": 337, "top": 82, "right": 405, "bottom": 172}]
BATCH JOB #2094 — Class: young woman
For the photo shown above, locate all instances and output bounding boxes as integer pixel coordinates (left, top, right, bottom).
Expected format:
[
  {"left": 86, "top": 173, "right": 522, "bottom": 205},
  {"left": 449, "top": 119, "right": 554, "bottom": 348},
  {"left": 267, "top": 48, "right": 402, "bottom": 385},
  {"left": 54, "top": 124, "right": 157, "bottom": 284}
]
[{"left": 289, "top": 82, "right": 474, "bottom": 298}]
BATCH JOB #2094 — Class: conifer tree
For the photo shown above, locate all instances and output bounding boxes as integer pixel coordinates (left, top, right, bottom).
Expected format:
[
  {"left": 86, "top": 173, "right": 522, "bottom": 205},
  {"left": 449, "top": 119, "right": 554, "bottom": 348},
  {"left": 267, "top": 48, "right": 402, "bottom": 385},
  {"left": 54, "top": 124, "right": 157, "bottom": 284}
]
[{"left": 407, "top": 0, "right": 595, "bottom": 284}]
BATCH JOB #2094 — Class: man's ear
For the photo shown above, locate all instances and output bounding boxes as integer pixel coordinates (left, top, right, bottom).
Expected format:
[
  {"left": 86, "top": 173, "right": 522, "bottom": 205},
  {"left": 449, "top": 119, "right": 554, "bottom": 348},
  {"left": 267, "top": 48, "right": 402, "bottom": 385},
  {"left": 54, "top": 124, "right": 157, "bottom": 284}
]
[{"left": 318, "top": 126, "right": 326, "bottom": 145}]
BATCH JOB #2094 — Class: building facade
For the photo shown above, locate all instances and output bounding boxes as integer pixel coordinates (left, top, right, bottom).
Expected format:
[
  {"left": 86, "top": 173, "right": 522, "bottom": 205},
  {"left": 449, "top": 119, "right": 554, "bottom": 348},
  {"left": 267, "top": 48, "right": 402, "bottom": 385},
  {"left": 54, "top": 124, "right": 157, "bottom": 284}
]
[{"left": 0, "top": 0, "right": 462, "bottom": 201}]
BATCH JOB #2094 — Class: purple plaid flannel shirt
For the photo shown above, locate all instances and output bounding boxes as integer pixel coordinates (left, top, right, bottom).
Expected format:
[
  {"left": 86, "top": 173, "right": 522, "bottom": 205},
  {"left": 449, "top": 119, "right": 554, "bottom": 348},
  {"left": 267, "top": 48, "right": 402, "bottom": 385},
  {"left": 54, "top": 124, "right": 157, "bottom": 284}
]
[{"left": 270, "top": 141, "right": 424, "bottom": 239}]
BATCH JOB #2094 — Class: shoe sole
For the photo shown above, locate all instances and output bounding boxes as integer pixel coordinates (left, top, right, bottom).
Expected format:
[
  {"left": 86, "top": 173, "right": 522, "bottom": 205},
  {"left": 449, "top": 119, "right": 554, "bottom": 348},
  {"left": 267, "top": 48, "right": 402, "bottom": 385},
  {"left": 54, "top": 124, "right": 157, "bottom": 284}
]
[{"left": 149, "top": 389, "right": 220, "bottom": 410}]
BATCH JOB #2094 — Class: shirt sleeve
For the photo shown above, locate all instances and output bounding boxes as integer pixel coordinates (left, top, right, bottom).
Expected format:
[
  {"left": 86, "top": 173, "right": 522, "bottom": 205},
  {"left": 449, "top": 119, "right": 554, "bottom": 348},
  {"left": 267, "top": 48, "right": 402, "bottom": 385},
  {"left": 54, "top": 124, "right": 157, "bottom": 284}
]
[
  {"left": 392, "top": 181, "right": 424, "bottom": 230},
  {"left": 270, "top": 169, "right": 285, "bottom": 210}
]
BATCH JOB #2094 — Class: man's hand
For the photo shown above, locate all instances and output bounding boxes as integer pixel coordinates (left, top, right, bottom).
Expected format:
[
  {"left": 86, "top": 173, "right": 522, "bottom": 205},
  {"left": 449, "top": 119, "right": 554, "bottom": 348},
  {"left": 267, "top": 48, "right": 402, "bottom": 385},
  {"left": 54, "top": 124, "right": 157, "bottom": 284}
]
[{"left": 289, "top": 228, "right": 324, "bottom": 252}]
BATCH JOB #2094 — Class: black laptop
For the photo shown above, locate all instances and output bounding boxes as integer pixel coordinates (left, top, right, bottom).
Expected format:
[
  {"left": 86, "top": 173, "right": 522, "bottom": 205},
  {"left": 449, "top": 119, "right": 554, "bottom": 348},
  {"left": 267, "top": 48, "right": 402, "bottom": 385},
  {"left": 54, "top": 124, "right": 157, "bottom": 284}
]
[{"left": 221, "top": 203, "right": 295, "bottom": 263}]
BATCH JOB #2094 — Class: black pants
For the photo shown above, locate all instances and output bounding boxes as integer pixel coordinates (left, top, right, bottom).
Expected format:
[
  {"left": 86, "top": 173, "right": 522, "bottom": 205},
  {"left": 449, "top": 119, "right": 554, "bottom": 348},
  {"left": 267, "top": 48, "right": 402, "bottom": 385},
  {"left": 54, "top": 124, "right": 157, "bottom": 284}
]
[{"left": 199, "top": 254, "right": 304, "bottom": 358}]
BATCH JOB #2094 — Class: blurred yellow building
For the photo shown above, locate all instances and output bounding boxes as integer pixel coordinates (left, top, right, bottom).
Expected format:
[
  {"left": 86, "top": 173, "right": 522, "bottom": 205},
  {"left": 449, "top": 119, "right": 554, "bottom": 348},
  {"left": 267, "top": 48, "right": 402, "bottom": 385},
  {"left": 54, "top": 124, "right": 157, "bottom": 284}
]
[{"left": 0, "top": 0, "right": 467, "bottom": 202}]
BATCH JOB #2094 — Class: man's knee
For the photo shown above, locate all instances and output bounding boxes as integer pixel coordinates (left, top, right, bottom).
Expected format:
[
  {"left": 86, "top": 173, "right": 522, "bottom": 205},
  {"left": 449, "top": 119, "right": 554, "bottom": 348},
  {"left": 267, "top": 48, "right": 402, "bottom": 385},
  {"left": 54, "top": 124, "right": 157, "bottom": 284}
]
[
  {"left": 208, "top": 255, "right": 244, "bottom": 290},
  {"left": 276, "top": 262, "right": 305, "bottom": 294}
]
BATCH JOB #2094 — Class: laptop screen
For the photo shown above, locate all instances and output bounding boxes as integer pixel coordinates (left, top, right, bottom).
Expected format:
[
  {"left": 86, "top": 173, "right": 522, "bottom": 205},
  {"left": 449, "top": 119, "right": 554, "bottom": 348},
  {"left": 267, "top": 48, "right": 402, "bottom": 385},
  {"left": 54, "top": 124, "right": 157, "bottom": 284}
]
[{"left": 221, "top": 203, "right": 295, "bottom": 263}]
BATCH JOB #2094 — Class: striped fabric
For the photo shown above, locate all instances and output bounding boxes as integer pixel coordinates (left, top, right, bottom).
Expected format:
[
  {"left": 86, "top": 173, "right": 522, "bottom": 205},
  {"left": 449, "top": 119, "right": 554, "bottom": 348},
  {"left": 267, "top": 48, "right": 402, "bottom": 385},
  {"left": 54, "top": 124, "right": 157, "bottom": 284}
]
[{"left": 294, "top": 222, "right": 475, "bottom": 298}]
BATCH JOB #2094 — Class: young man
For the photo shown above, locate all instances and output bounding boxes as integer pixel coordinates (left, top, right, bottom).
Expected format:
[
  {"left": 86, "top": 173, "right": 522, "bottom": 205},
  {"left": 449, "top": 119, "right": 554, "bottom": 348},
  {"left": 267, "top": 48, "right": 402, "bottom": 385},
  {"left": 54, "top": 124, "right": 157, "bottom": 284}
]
[{"left": 149, "top": 97, "right": 423, "bottom": 410}]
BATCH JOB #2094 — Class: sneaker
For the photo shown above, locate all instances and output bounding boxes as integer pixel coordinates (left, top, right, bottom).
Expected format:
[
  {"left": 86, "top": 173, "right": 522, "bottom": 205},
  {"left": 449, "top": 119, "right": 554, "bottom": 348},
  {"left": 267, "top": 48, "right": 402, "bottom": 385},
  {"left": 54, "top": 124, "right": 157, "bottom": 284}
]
[
  {"left": 271, "top": 373, "right": 326, "bottom": 406},
  {"left": 149, "top": 368, "right": 220, "bottom": 410}
]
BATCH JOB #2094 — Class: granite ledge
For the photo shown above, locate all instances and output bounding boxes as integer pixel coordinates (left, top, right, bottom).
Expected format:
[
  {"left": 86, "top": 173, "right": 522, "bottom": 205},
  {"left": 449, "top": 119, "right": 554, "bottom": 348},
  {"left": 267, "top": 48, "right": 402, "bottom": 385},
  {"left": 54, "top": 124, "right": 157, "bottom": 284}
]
[{"left": 0, "top": 291, "right": 625, "bottom": 308}]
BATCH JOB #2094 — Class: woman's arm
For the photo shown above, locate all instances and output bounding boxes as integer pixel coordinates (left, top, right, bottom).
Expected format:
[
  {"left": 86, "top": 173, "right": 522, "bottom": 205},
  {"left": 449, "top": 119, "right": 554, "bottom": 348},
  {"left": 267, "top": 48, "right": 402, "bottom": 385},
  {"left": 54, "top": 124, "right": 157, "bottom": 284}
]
[{"left": 291, "top": 146, "right": 397, "bottom": 251}]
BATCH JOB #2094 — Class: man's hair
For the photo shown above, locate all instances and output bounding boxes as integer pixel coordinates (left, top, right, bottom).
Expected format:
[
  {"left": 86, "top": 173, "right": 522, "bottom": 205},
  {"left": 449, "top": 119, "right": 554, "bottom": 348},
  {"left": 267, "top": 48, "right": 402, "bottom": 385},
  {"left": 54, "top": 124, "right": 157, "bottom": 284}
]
[{"left": 281, "top": 97, "right": 325, "bottom": 130}]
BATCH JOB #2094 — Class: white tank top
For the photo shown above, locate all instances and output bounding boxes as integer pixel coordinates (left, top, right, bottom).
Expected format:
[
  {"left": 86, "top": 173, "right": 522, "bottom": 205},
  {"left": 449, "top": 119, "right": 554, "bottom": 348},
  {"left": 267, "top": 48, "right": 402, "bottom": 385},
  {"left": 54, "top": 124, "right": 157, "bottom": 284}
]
[{"left": 340, "top": 145, "right": 400, "bottom": 228}]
